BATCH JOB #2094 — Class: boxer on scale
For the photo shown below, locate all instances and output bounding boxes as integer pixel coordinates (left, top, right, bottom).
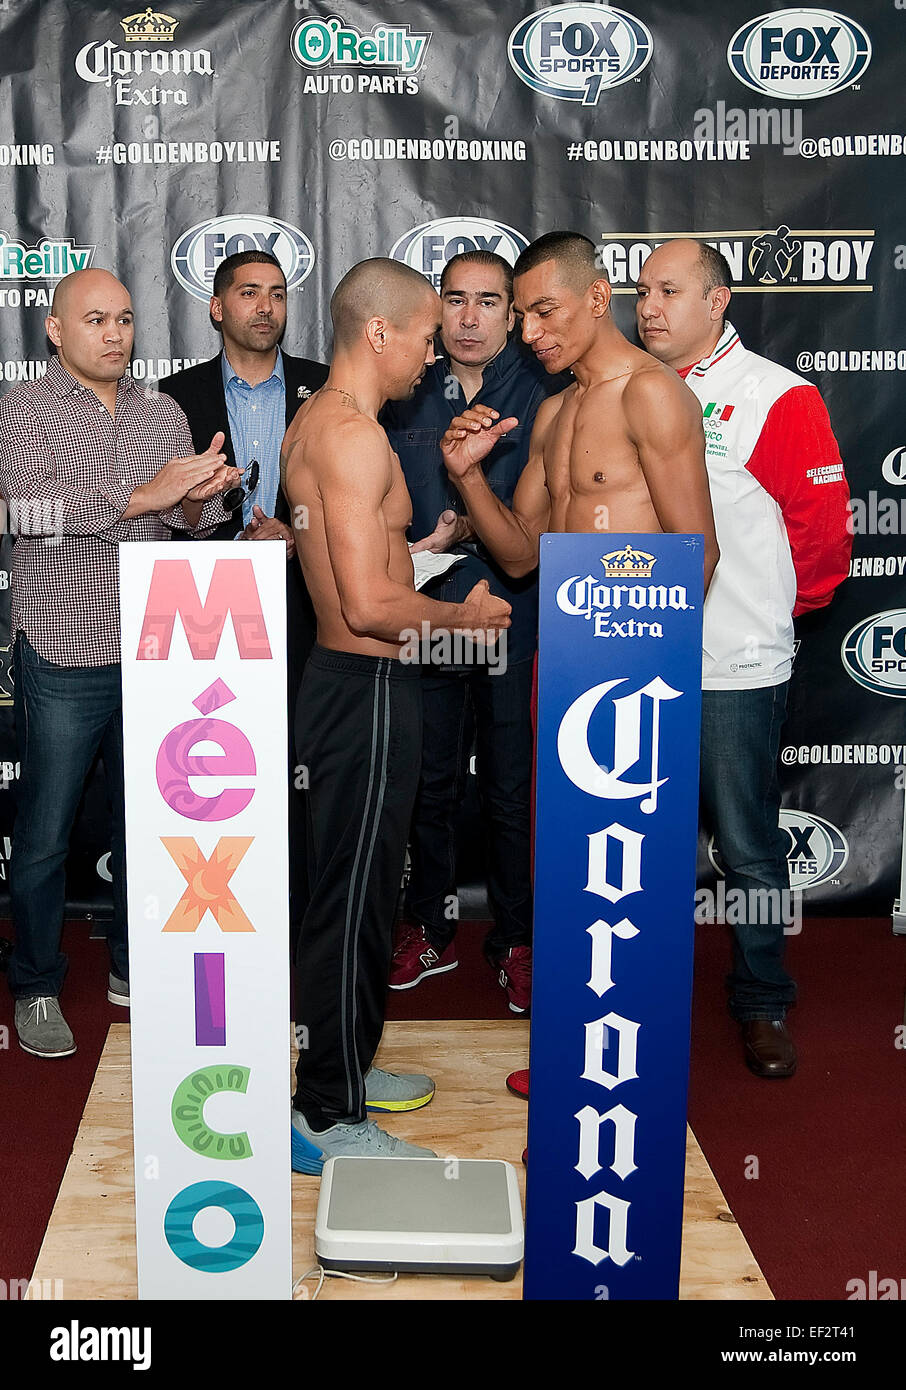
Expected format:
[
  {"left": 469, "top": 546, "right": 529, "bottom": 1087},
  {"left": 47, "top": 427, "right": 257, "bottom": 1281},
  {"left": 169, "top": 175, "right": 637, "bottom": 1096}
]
[{"left": 282, "top": 258, "right": 510, "bottom": 1170}]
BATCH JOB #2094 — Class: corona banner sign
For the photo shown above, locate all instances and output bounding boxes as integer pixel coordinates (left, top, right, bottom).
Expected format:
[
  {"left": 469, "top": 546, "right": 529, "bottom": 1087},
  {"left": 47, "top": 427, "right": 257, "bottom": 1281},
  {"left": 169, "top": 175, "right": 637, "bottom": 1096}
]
[{"left": 524, "top": 533, "right": 704, "bottom": 1299}]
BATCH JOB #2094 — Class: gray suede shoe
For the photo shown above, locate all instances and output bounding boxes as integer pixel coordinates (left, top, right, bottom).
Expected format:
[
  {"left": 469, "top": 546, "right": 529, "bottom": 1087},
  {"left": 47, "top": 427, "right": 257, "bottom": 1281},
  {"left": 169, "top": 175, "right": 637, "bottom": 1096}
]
[
  {"left": 15, "top": 996, "right": 76, "bottom": 1058},
  {"left": 108, "top": 973, "right": 130, "bottom": 1006}
]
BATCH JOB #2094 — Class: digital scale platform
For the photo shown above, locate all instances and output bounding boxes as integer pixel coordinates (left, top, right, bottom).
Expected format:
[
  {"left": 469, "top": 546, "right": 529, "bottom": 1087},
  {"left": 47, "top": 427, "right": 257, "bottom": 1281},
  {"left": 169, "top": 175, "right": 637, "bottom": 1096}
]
[{"left": 314, "top": 1156, "right": 524, "bottom": 1280}]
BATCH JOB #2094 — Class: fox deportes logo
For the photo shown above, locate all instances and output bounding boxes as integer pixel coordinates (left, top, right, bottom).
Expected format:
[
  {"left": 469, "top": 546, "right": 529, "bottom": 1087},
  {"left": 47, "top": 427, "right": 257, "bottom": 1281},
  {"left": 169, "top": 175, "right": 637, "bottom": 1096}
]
[
  {"left": 842, "top": 610, "right": 906, "bottom": 696},
  {"left": 709, "top": 809, "right": 848, "bottom": 890},
  {"left": 390, "top": 218, "right": 529, "bottom": 289},
  {"left": 508, "top": 4, "right": 652, "bottom": 105},
  {"left": 170, "top": 215, "right": 314, "bottom": 302},
  {"left": 728, "top": 9, "right": 871, "bottom": 100}
]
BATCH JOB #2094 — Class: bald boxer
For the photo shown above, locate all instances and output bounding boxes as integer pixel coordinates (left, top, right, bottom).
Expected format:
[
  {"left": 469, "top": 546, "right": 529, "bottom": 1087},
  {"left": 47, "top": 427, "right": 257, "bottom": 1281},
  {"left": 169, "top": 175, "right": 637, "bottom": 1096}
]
[{"left": 282, "top": 257, "right": 510, "bottom": 1170}]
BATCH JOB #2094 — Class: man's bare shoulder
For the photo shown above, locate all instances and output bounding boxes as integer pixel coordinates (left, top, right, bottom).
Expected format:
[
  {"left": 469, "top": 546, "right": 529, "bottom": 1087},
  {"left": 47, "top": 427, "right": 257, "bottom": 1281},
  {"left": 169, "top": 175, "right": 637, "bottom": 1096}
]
[
  {"left": 623, "top": 358, "right": 702, "bottom": 426},
  {"left": 284, "top": 399, "right": 393, "bottom": 491},
  {"left": 533, "top": 383, "right": 573, "bottom": 434}
]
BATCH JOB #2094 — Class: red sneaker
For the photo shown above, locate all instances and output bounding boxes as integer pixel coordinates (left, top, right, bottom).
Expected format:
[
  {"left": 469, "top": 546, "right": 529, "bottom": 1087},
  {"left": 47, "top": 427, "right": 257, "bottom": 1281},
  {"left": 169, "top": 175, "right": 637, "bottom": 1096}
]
[
  {"left": 494, "top": 945, "right": 532, "bottom": 1014},
  {"left": 506, "top": 1068, "right": 529, "bottom": 1098},
  {"left": 389, "top": 922, "right": 458, "bottom": 990}
]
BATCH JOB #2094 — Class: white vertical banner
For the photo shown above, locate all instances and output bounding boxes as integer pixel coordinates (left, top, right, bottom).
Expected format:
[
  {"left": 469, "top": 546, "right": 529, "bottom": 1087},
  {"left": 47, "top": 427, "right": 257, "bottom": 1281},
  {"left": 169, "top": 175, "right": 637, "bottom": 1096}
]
[{"left": 119, "top": 541, "right": 290, "bottom": 1300}]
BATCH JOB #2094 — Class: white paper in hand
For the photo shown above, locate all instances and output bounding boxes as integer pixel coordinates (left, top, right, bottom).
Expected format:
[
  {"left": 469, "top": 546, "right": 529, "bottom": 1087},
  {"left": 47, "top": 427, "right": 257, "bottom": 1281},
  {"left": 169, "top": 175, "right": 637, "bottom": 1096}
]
[{"left": 411, "top": 550, "right": 467, "bottom": 592}]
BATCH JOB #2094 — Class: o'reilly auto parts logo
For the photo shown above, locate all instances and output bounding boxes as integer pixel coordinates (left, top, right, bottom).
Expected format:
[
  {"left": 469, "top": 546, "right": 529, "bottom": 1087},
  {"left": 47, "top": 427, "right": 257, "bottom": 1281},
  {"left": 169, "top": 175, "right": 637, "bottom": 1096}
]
[
  {"left": 710, "top": 810, "right": 848, "bottom": 891},
  {"left": 728, "top": 9, "right": 871, "bottom": 100},
  {"left": 170, "top": 216, "right": 315, "bottom": 302},
  {"left": 842, "top": 610, "right": 906, "bottom": 697},
  {"left": 390, "top": 218, "right": 529, "bottom": 289},
  {"left": 508, "top": 4, "right": 652, "bottom": 105},
  {"left": 290, "top": 15, "right": 430, "bottom": 93}
]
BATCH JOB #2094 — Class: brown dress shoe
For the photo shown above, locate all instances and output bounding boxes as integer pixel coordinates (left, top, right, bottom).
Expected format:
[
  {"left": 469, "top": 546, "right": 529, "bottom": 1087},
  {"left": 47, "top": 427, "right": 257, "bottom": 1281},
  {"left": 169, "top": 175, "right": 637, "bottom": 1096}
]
[{"left": 742, "top": 1019, "right": 797, "bottom": 1078}]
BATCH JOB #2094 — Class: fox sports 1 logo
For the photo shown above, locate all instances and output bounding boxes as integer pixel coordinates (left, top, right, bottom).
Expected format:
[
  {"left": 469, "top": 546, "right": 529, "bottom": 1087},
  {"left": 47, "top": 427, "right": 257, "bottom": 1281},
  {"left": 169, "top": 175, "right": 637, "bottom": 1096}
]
[
  {"left": 507, "top": 4, "right": 652, "bottom": 104},
  {"left": 170, "top": 215, "right": 315, "bottom": 302},
  {"left": 841, "top": 610, "right": 906, "bottom": 698},
  {"left": 389, "top": 217, "right": 529, "bottom": 288},
  {"left": 728, "top": 8, "right": 871, "bottom": 100}
]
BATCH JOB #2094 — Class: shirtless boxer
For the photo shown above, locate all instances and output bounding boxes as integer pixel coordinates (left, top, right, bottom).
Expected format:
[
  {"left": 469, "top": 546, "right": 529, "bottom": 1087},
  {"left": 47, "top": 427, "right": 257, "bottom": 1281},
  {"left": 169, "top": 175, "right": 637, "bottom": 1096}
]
[
  {"left": 281, "top": 258, "right": 510, "bottom": 1170},
  {"left": 439, "top": 231, "right": 719, "bottom": 1107},
  {"left": 440, "top": 230, "right": 719, "bottom": 584}
]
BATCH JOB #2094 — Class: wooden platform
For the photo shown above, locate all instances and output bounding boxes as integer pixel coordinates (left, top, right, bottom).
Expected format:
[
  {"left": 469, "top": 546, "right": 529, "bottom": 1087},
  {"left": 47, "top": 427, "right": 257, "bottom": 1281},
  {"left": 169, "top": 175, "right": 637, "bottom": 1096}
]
[{"left": 31, "top": 1021, "right": 771, "bottom": 1300}]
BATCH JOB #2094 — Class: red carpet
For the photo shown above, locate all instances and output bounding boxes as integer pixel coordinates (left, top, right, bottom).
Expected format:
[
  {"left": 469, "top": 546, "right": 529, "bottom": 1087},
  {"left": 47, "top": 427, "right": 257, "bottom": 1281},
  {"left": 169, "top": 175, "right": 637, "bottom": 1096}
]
[
  {"left": 1, "top": 915, "right": 904, "bottom": 1299},
  {"left": 687, "top": 916, "right": 906, "bottom": 1301},
  {"left": 0, "top": 920, "right": 126, "bottom": 1288}
]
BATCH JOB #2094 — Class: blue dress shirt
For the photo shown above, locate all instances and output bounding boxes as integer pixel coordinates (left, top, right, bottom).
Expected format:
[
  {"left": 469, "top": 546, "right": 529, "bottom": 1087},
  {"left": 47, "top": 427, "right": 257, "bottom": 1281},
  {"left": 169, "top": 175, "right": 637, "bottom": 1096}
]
[{"left": 221, "top": 349, "right": 286, "bottom": 531}]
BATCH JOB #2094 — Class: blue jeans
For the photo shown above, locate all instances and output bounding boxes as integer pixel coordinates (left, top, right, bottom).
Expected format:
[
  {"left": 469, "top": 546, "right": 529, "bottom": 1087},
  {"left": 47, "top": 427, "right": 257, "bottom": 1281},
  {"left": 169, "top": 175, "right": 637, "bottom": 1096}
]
[
  {"left": 406, "top": 657, "right": 534, "bottom": 956},
  {"left": 699, "top": 682, "right": 796, "bottom": 1022},
  {"left": 8, "top": 633, "right": 128, "bottom": 999}
]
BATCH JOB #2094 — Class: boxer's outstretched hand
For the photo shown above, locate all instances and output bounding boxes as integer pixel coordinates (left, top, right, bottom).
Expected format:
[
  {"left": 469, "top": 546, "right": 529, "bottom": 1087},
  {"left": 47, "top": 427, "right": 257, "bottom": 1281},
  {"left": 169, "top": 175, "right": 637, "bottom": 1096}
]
[
  {"left": 441, "top": 405, "right": 519, "bottom": 480},
  {"left": 461, "top": 578, "right": 511, "bottom": 639}
]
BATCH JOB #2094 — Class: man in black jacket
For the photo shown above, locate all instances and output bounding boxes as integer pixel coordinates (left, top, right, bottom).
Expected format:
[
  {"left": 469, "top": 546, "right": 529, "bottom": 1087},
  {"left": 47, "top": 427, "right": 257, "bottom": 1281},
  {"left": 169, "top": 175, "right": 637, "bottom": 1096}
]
[{"left": 159, "top": 250, "right": 327, "bottom": 952}]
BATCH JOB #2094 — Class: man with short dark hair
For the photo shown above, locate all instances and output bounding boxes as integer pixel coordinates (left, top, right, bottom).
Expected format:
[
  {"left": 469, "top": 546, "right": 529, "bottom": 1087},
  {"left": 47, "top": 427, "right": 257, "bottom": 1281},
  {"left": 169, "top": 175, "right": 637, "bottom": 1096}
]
[
  {"left": 159, "top": 251, "right": 327, "bottom": 952},
  {"left": 440, "top": 231, "right": 719, "bottom": 1105},
  {"left": 0, "top": 268, "right": 238, "bottom": 1057},
  {"left": 636, "top": 237, "right": 851, "bottom": 1076},
  {"left": 383, "top": 250, "right": 569, "bottom": 1012}
]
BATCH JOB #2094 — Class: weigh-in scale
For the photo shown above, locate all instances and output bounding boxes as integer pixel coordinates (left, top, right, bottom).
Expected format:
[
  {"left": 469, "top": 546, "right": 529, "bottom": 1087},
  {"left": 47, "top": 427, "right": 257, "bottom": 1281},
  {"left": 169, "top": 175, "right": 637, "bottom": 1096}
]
[{"left": 315, "top": 1156, "right": 524, "bottom": 1280}]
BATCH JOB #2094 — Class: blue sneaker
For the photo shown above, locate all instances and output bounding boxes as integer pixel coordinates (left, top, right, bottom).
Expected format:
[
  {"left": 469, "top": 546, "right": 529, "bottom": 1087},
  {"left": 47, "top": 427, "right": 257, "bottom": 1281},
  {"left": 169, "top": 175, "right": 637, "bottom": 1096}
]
[{"left": 291, "top": 1108, "right": 436, "bottom": 1175}]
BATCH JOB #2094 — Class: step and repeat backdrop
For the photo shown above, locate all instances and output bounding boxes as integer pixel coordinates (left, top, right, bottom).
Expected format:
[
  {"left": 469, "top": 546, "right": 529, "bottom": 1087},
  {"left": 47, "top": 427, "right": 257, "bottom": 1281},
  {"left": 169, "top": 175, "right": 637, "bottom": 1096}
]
[{"left": 0, "top": 0, "right": 901, "bottom": 916}]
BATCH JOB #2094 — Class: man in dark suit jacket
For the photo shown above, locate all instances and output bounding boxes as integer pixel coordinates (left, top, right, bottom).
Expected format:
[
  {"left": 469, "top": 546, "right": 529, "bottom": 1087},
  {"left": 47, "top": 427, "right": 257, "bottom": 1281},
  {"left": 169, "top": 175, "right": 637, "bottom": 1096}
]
[{"left": 159, "top": 249, "right": 327, "bottom": 950}]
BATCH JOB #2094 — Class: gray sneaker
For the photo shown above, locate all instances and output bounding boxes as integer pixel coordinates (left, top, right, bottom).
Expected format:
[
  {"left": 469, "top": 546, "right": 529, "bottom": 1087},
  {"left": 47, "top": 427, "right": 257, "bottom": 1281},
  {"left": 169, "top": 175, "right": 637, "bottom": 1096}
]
[
  {"left": 291, "top": 1108, "right": 436, "bottom": 1175},
  {"left": 107, "top": 972, "right": 130, "bottom": 1006},
  {"left": 15, "top": 996, "right": 76, "bottom": 1058},
  {"left": 365, "top": 1066, "right": 435, "bottom": 1113}
]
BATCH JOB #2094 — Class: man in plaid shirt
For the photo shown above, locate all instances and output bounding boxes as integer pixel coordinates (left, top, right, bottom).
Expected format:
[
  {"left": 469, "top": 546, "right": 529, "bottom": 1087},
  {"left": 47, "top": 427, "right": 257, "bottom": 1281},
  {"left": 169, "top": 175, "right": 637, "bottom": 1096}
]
[{"left": 0, "top": 268, "right": 239, "bottom": 1058}]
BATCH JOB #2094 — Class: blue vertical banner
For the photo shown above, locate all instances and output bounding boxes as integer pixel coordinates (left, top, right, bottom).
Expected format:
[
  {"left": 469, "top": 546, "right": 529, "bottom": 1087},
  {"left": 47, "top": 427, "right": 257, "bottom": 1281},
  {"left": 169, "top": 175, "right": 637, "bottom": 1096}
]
[{"left": 524, "top": 533, "right": 704, "bottom": 1300}]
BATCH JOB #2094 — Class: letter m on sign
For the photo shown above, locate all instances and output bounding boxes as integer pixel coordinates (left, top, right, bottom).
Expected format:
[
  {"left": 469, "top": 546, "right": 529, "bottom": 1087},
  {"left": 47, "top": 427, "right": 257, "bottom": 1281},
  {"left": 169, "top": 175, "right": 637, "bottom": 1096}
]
[{"left": 137, "top": 558, "right": 272, "bottom": 660}]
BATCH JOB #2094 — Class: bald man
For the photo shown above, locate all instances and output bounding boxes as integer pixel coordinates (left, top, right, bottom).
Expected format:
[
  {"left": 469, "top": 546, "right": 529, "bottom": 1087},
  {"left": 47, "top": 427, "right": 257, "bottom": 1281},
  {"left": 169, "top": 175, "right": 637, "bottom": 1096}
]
[
  {"left": 636, "top": 238, "right": 850, "bottom": 1076},
  {"left": 282, "top": 258, "right": 510, "bottom": 1169},
  {"left": 0, "top": 268, "right": 239, "bottom": 1057}
]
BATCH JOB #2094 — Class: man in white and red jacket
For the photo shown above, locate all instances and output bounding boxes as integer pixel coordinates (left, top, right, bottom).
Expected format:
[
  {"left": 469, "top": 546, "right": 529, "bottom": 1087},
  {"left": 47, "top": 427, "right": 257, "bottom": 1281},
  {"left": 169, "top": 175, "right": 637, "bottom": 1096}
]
[{"left": 636, "top": 238, "right": 851, "bottom": 1078}]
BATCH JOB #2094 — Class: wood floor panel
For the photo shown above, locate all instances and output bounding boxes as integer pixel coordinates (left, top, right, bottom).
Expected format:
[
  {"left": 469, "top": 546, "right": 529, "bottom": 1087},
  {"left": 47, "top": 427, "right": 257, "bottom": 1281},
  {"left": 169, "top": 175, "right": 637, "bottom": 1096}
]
[{"left": 31, "top": 1021, "right": 771, "bottom": 1301}]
